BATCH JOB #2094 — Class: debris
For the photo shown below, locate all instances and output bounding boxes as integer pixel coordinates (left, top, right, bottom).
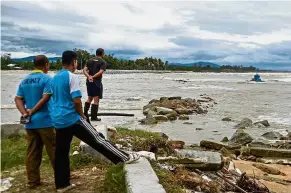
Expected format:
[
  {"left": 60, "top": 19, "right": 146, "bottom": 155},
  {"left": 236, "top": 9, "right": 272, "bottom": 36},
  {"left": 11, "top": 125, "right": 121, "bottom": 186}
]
[
  {"left": 0, "top": 177, "right": 13, "bottom": 192},
  {"left": 72, "top": 151, "right": 79, "bottom": 155}
]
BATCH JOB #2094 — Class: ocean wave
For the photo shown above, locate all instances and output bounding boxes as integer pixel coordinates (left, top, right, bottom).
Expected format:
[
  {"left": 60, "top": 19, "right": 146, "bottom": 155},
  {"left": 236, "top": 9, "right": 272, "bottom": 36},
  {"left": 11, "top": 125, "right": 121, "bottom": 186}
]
[
  {"left": 181, "top": 85, "right": 235, "bottom": 90},
  {"left": 258, "top": 114, "right": 291, "bottom": 126}
]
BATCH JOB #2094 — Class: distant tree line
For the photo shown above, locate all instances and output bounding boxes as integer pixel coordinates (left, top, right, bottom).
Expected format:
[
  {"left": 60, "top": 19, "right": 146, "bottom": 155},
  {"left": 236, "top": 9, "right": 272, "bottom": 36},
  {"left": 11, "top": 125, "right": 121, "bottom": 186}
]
[{"left": 1, "top": 49, "right": 274, "bottom": 72}]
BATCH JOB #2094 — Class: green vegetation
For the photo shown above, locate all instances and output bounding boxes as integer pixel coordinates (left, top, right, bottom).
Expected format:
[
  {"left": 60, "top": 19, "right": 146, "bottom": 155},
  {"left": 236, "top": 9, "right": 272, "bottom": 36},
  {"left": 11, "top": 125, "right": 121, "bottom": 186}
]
[
  {"left": 100, "top": 163, "right": 127, "bottom": 193},
  {"left": 1, "top": 48, "right": 270, "bottom": 72}
]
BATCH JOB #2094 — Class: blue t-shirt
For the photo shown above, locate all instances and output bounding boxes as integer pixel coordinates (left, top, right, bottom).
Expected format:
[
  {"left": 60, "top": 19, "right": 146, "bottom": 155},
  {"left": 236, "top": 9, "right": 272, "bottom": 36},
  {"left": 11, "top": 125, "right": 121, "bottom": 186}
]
[
  {"left": 51, "top": 69, "right": 82, "bottom": 129},
  {"left": 16, "top": 70, "right": 53, "bottom": 129}
]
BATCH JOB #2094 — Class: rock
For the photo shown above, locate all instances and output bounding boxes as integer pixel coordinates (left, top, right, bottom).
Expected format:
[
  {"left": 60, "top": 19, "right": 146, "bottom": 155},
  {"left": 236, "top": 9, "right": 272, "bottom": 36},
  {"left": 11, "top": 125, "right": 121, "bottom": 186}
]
[
  {"left": 247, "top": 155, "right": 257, "bottom": 161},
  {"left": 149, "top": 99, "right": 160, "bottom": 104},
  {"left": 200, "top": 140, "right": 240, "bottom": 151},
  {"left": 254, "top": 120, "right": 270, "bottom": 127},
  {"left": 222, "top": 117, "right": 232, "bottom": 122},
  {"left": 248, "top": 139, "right": 272, "bottom": 148},
  {"left": 241, "top": 146, "right": 291, "bottom": 158},
  {"left": 147, "top": 110, "right": 158, "bottom": 117},
  {"left": 159, "top": 97, "right": 169, "bottom": 102},
  {"left": 127, "top": 97, "right": 142, "bottom": 101},
  {"left": 108, "top": 126, "right": 117, "bottom": 138},
  {"left": 197, "top": 99, "right": 211, "bottom": 103},
  {"left": 160, "top": 149, "right": 224, "bottom": 171},
  {"left": 252, "top": 163, "right": 285, "bottom": 175},
  {"left": 183, "top": 122, "right": 193, "bottom": 125},
  {"left": 175, "top": 108, "right": 192, "bottom": 115},
  {"left": 165, "top": 113, "right": 177, "bottom": 121},
  {"left": 153, "top": 115, "right": 168, "bottom": 122},
  {"left": 156, "top": 107, "right": 177, "bottom": 115},
  {"left": 136, "top": 151, "right": 156, "bottom": 160},
  {"left": 262, "top": 131, "right": 283, "bottom": 140},
  {"left": 155, "top": 132, "right": 169, "bottom": 140},
  {"left": 194, "top": 106, "right": 206, "bottom": 114},
  {"left": 196, "top": 128, "right": 203, "bottom": 131},
  {"left": 254, "top": 123, "right": 266, "bottom": 128},
  {"left": 229, "top": 129, "right": 253, "bottom": 145},
  {"left": 234, "top": 118, "right": 252, "bottom": 129},
  {"left": 168, "top": 96, "right": 182, "bottom": 100},
  {"left": 140, "top": 116, "right": 158, "bottom": 125},
  {"left": 221, "top": 137, "right": 229, "bottom": 142},
  {"left": 178, "top": 115, "right": 190, "bottom": 120},
  {"left": 143, "top": 104, "right": 157, "bottom": 115},
  {"left": 167, "top": 140, "right": 185, "bottom": 149}
]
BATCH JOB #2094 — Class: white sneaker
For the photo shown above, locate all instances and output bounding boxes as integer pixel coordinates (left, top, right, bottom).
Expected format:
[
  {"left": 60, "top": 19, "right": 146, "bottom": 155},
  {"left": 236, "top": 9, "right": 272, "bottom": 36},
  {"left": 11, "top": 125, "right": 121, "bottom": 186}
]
[
  {"left": 57, "top": 184, "right": 76, "bottom": 192},
  {"left": 125, "top": 153, "right": 140, "bottom": 164}
]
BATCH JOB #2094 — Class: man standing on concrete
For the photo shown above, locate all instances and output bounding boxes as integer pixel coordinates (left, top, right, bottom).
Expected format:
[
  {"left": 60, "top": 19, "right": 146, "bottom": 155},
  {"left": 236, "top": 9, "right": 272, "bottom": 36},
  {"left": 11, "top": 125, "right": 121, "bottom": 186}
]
[
  {"left": 14, "top": 55, "right": 55, "bottom": 189},
  {"left": 51, "top": 50, "right": 139, "bottom": 192},
  {"left": 83, "top": 48, "right": 106, "bottom": 122}
]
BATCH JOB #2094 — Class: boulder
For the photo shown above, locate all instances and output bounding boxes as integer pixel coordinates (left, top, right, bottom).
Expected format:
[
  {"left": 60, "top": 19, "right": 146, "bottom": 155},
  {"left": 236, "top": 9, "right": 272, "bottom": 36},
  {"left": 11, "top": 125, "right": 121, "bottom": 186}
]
[
  {"left": 168, "top": 96, "right": 182, "bottom": 100},
  {"left": 233, "top": 118, "right": 252, "bottom": 129},
  {"left": 143, "top": 104, "right": 157, "bottom": 115},
  {"left": 221, "top": 137, "right": 229, "bottom": 142},
  {"left": 262, "top": 131, "right": 283, "bottom": 140},
  {"left": 193, "top": 106, "right": 206, "bottom": 114},
  {"left": 241, "top": 146, "right": 291, "bottom": 158},
  {"left": 229, "top": 129, "right": 253, "bottom": 145},
  {"left": 248, "top": 139, "right": 272, "bottom": 148},
  {"left": 222, "top": 117, "right": 232, "bottom": 122},
  {"left": 159, "top": 97, "right": 169, "bottom": 102},
  {"left": 200, "top": 140, "right": 240, "bottom": 150},
  {"left": 149, "top": 99, "right": 160, "bottom": 104},
  {"left": 178, "top": 115, "right": 190, "bottom": 120},
  {"left": 175, "top": 108, "right": 192, "bottom": 115},
  {"left": 254, "top": 120, "right": 270, "bottom": 127},
  {"left": 165, "top": 113, "right": 177, "bottom": 121},
  {"left": 153, "top": 115, "right": 168, "bottom": 122},
  {"left": 156, "top": 107, "right": 177, "bottom": 115},
  {"left": 140, "top": 116, "right": 158, "bottom": 125},
  {"left": 147, "top": 110, "right": 158, "bottom": 117},
  {"left": 167, "top": 140, "right": 185, "bottom": 149}
]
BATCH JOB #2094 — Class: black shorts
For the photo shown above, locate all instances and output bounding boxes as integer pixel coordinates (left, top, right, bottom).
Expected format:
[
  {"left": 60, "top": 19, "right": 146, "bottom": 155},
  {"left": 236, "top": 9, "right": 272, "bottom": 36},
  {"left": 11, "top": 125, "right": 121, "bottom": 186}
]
[{"left": 86, "top": 81, "right": 103, "bottom": 98}]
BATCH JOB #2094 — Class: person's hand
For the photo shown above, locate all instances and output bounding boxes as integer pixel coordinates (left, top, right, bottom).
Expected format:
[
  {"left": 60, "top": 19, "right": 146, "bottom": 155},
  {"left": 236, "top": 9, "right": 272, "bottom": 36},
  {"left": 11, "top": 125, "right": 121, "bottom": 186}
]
[
  {"left": 27, "top": 109, "right": 33, "bottom": 116},
  {"left": 88, "top": 76, "right": 93, "bottom": 82},
  {"left": 81, "top": 114, "right": 87, "bottom": 119}
]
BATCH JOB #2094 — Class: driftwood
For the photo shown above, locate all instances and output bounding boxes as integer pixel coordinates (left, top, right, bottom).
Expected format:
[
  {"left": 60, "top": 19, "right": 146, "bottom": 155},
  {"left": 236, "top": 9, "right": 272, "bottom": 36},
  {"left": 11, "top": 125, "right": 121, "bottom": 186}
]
[
  {"left": 89, "top": 113, "right": 134, "bottom": 117},
  {"left": 215, "top": 172, "right": 248, "bottom": 193}
]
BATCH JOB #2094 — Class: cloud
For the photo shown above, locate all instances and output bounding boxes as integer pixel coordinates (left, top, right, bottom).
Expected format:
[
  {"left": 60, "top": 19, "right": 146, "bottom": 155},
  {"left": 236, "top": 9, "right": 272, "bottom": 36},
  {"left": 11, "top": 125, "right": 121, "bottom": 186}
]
[{"left": 1, "top": 1, "right": 291, "bottom": 69}]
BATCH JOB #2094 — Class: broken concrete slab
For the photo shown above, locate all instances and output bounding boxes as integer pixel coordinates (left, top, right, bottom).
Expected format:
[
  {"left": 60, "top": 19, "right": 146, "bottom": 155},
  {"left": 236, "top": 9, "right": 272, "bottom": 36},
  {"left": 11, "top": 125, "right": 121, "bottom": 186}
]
[
  {"left": 241, "top": 146, "right": 291, "bottom": 158},
  {"left": 79, "top": 125, "right": 112, "bottom": 163},
  {"left": 158, "top": 149, "right": 223, "bottom": 171},
  {"left": 200, "top": 140, "right": 240, "bottom": 150},
  {"left": 125, "top": 157, "right": 166, "bottom": 193},
  {"left": 1, "top": 123, "right": 25, "bottom": 137}
]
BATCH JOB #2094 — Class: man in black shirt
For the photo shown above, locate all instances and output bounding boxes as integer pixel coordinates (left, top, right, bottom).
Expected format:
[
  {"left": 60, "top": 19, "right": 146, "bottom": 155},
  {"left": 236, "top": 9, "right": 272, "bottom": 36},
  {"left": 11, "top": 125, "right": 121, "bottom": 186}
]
[{"left": 83, "top": 48, "right": 106, "bottom": 121}]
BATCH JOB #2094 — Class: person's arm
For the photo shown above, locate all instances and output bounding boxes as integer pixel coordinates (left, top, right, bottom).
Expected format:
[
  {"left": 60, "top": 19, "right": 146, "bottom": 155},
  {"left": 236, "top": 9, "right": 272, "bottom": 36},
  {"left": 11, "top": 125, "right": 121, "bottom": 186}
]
[
  {"left": 29, "top": 78, "right": 52, "bottom": 116},
  {"left": 15, "top": 84, "right": 28, "bottom": 116},
  {"left": 70, "top": 74, "right": 86, "bottom": 118},
  {"left": 15, "top": 96, "right": 28, "bottom": 116},
  {"left": 83, "top": 66, "right": 90, "bottom": 78},
  {"left": 92, "top": 61, "right": 106, "bottom": 79}
]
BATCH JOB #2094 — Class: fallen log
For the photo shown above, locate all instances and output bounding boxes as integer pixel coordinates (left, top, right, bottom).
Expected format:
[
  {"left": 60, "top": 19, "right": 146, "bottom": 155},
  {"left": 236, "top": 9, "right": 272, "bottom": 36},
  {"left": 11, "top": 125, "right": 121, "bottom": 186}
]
[{"left": 88, "top": 113, "right": 135, "bottom": 117}]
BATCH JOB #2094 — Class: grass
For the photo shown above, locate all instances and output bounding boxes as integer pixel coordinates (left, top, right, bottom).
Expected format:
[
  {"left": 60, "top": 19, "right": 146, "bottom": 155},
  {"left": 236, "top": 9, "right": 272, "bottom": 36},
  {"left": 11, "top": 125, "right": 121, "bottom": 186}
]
[
  {"left": 100, "top": 163, "right": 127, "bottom": 193},
  {"left": 0, "top": 134, "right": 127, "bottom": 193},
  {"left": 111, "top": 127, "right": 173, "bottom": 156},
  {"left": 150, "top": 161, "right": 184, "bottom": 193}
]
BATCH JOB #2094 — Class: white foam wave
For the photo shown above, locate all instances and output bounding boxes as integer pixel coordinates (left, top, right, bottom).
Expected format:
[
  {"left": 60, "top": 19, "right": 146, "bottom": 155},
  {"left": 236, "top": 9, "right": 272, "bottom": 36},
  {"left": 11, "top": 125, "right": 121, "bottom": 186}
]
[
  {"left": 258, "top": 114, "right": 291, "bottom": 126},
  {"left": 181, "top": 85, "right": 235, "bottom": 90}
]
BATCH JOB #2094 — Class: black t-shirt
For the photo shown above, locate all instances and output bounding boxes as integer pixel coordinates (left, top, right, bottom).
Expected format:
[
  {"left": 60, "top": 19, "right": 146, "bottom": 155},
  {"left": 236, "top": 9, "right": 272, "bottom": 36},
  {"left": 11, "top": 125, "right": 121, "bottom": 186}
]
[{"left": 86, "top": 57, "right": 106, "bottom": 81}]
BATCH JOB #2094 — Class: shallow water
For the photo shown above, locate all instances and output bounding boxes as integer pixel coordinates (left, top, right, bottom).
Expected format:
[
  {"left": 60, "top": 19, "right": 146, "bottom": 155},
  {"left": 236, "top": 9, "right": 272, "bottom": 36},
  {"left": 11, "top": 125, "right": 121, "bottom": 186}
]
[{"left": 1, "top": 70, "right": 291, "bottom": 144}]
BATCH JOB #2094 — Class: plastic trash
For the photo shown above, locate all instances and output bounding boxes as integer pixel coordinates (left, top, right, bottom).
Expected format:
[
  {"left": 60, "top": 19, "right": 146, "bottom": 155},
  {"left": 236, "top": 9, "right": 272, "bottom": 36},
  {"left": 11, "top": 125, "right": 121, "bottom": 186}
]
[{"left": 0, "top": 177, "right": 14, "bottom": 192}]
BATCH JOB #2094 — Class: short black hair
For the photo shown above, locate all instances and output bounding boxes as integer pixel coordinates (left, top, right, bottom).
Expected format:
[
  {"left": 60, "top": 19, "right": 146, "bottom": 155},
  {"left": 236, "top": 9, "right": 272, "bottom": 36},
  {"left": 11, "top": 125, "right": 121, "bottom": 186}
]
[
  {"left": 96, "top": 48, "right": 104, "bottom": 56},
  {"left": 62, "top": 50, "right": 77, "bottom": 65},
  {"left": 34, "top": 55, "right": 49, "bottom": 67}
]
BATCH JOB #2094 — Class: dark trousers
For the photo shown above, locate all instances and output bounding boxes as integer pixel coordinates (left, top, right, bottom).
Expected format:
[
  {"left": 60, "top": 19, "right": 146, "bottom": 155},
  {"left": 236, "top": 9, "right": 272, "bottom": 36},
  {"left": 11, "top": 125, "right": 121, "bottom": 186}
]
[
  {"left": 26, "top": 128, "right": 56, "bottom": 185},
  {"left": 54, "top": 117, "right": 129, "bottom": 189}
]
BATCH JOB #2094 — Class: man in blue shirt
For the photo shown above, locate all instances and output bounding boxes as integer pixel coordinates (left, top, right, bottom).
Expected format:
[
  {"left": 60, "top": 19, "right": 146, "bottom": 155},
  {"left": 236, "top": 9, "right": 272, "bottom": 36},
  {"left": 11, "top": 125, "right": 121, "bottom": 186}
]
[
  {"left": 14, "top": 55, "right": 55, "bottom": 189},
  {"left": 51, "top": 51, "right": 139, "bottom": 192}
]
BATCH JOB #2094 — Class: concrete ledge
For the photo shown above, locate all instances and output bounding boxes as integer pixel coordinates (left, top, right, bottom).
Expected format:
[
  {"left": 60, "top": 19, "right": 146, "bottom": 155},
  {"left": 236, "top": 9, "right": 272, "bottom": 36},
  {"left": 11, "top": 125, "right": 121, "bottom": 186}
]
[
  {"left": 125, "top": 157, "right": 166, "bottom": 193},
  {"left": 1, "top": 123, "right": 25, "bottom": 137},
  {"left": 79, "top": 125, "right": 112, "bottom": 163}
]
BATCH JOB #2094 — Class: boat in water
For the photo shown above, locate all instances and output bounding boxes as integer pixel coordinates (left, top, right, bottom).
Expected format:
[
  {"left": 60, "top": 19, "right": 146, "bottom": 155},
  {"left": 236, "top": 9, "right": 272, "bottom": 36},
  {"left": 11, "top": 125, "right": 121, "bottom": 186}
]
[{"left": 251, "top": 73, "right": 264, "bottom": 82}]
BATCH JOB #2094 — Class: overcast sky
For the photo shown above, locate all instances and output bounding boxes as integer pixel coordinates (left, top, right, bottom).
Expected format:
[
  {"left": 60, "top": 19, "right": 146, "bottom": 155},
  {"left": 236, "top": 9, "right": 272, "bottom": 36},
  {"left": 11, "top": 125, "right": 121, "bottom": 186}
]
[{"left": 1, "top": 1, "right": 291, "bottom": 70}]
